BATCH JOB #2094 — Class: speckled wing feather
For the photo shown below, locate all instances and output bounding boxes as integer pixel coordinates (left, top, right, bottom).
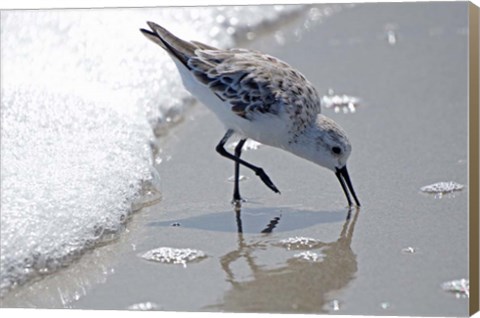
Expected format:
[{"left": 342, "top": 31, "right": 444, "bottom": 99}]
[
  {"left": 188, "top": 49, "right": 322, "bottom": 124},
  {"left": 141, "top": 22, "right": 321, "bottom": 128}
]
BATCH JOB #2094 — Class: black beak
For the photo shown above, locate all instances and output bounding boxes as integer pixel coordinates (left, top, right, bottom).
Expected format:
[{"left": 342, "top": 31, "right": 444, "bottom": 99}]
[{"left": 335, "top": 166, "right": 360, "bottom": 207}]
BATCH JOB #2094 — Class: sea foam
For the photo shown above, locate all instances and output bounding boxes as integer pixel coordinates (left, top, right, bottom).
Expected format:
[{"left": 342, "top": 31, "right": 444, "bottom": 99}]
[{"left": 1, "top": 5, "right": 308, "bottom": 297}]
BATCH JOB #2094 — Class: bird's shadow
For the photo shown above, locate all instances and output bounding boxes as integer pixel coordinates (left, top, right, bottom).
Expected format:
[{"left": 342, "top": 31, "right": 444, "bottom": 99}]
[{"left": 147, "top": 205, "right": 351, "bottom": 234}]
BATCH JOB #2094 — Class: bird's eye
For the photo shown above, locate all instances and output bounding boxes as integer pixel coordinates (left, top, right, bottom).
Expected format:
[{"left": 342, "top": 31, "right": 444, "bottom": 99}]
[{"left": 332, "top": 146, "right": 342, "bottom": 155}]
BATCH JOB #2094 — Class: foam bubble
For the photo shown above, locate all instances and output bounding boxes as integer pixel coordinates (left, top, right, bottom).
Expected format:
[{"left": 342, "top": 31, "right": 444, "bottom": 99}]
[
  {"left": 141, "top": 247, "right": 207, "bottom": 267},
  {"left": 420, "top": 181, "right": 464, "bottom": 194},
  {"left": 277, "top": 237, "right": 325, "bottom": 250}
]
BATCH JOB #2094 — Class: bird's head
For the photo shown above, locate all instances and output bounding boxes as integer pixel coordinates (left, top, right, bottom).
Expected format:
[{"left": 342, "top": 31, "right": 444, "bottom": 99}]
[{"left": 294, "top": 114, "right": 360, "bottom": 207}]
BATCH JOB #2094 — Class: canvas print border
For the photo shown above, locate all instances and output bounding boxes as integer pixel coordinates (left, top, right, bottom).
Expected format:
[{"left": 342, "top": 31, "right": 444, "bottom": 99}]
[{"left": 0, "top": 1, "right": 479, "bottom": 316}]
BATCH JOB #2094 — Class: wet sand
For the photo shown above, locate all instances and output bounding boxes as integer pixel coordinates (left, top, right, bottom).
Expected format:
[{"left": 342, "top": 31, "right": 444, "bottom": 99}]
[{"left": 0, "top": 2, "right": 470, "bottom": 316}]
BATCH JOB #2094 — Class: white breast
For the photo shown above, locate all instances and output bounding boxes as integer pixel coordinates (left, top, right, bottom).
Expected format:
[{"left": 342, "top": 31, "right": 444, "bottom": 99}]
[{"left": 175, "top": 60, "right": 291, "bottom": 147}]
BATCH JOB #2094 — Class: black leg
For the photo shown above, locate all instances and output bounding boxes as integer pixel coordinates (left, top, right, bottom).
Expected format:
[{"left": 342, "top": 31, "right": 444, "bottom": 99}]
[
  {"left": 233, "top": 138, "right": 247, "bottom": 203},
  {"left": 215, "top": 130, "right": 281, "bottom": 195}
]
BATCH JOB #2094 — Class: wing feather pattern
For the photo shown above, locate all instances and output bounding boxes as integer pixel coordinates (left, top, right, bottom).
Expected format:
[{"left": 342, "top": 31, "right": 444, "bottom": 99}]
[{"left": 141, "top": 23, "right": 321, "bottom": 124}]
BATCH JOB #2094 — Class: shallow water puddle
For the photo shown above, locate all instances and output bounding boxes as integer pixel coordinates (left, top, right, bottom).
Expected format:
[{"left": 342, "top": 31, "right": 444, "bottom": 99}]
[{"left": 141, "top": 247, "right": 207, "bottom": 267}]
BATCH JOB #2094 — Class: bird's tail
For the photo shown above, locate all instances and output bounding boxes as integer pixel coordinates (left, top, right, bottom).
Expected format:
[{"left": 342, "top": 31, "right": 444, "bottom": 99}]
[{"left": 140, "top": 21, "right": 196, "bottom": 69}]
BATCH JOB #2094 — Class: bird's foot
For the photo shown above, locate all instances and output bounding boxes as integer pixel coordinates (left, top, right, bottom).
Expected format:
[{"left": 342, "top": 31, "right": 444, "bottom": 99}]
[
  {"left": 255, "top": 168, "right": 281, "bottom": 194},
  {"left": 231, "top": 196, "right": 246, "bottom": 207}
]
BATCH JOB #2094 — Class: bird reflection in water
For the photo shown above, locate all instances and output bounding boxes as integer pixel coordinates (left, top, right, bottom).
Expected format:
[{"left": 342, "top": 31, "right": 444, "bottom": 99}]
[{"left": 212, "top": 207, "right": 360, "bottom": 313}]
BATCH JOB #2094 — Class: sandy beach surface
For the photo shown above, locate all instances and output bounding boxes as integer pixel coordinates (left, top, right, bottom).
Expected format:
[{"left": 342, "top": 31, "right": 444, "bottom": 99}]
[{"left": 1, "top": 2, "right": 470, "bottom": 316}]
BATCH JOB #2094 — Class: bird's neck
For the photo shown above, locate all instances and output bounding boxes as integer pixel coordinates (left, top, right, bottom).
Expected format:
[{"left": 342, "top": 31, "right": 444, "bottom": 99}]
[{"left": 284, "top": 126, "right": 321, "bottom": 163}]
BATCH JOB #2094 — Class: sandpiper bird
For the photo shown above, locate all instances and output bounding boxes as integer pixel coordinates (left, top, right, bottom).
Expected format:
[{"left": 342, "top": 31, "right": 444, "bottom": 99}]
[{"left": 140, "top": 22, "right": 360, "bottom": 207}]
